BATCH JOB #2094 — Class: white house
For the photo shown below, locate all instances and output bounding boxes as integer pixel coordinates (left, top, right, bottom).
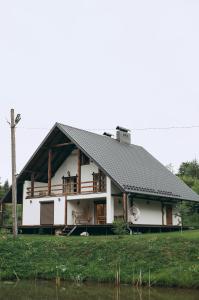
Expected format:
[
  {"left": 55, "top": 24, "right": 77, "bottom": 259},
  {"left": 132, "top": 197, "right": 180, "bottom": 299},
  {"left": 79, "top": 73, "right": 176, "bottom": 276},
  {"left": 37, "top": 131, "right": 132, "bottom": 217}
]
[{"left": 2, "top": 123, "right": 199, "bottom": 233}]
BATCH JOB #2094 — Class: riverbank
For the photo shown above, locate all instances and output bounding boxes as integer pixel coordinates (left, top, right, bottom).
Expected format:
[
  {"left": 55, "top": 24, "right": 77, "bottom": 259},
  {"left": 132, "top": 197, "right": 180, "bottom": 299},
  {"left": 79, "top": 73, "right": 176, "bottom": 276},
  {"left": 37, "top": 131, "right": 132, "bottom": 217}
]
[
  {"left": 0, "top": 230, "right": 199, "bottom": 288},
  {"left": 1, "top": 280, "right": 199, "bottom": 300}
]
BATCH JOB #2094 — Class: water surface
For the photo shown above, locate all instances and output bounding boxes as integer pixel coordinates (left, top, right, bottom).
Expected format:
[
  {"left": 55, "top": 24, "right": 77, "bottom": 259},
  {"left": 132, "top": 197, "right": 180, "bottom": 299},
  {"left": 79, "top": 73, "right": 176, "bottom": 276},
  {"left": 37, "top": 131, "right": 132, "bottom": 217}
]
[{"left": 0, "top": 281, "right": 198, "bottom": 300}]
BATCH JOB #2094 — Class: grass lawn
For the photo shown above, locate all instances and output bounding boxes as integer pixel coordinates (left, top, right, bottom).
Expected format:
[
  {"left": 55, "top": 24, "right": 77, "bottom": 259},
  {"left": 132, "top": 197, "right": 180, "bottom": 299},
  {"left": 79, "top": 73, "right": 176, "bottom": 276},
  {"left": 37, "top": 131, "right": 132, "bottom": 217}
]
[{"left": 0, "top": 230, "right": 199, "bottom": 288}]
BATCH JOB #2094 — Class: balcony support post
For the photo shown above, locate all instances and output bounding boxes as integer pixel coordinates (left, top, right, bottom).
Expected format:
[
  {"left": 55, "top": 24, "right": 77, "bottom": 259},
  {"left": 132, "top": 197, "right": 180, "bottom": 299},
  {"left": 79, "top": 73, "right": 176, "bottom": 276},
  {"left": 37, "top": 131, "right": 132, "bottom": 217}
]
[
  {"left": 123, "top": 192, "right": 128, "bottom": 222},
  {"left": 31, "top": 173, "right": 35, "bottom": 198},
  {"left": 48, "top": 149, "right": 52, "bottom": 196},
  {"left": 77, "top": 149, "right": 81, "bottom": 194}
]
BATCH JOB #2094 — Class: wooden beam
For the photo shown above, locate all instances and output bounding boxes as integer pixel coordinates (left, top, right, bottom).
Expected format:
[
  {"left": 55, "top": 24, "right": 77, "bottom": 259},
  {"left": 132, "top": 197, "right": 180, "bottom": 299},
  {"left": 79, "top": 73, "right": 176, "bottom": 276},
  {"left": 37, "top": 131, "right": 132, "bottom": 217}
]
[
  {"left": 51, "top": 142, "right": 74, "bottom": 148},
  {"left": 77, "top": 149, "right": 81, "bottom": 194},
  {"left": 31, "top": 173, "right": 35, "bottom": 198},
  {"left": 123, "top": 192, "right": 128, "bottom": 222},
  {"left": 48, "top": 149, "right": 52, "bottom": 195}
]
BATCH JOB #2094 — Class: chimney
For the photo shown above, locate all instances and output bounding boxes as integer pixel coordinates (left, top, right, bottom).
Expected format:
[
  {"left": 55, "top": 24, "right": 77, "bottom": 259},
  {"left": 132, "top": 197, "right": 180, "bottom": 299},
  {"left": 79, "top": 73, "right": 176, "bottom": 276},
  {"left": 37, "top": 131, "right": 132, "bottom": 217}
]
[
  {"left": 103, "top": 132, "right": 113, "bottom": 138},
  {"left": 116, "top": 126, "right": 131, "bottom": 144}
]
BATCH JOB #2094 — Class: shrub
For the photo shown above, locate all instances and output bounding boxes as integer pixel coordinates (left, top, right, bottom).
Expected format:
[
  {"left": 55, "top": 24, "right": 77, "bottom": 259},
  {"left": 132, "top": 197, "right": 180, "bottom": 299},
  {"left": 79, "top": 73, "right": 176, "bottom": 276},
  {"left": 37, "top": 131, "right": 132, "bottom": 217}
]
[
  {"left": 112, "top": 220, "right": 128, "bottom": 236},
  {"left": 0, "top": 228, "right": 11, "bottom": 239}
]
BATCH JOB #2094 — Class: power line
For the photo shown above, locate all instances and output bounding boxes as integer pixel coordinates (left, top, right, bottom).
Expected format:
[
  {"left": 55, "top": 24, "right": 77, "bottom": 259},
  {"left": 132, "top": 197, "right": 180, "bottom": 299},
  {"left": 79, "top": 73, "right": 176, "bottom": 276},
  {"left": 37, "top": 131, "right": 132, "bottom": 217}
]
[
  {"left": 17, "top": 125, "right": 199, "bottom": 132},
  {"left": 132, "top": 125, "right": 199, "bottom": 131},
  {"left": 18, "top": 127, "right": 49, "bottom": 130}
]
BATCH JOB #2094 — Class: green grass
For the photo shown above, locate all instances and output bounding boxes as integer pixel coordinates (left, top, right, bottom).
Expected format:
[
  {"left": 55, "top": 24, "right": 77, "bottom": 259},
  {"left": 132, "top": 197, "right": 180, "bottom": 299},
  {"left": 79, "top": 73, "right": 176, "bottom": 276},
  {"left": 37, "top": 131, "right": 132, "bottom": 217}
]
[{"left": 0, "top": 230, "right": 199, "bottom": 288}]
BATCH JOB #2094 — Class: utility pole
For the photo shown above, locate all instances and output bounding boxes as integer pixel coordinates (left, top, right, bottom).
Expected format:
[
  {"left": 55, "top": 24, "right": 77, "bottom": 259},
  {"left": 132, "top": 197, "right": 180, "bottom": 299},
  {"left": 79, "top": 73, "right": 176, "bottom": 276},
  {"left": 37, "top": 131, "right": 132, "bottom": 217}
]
[{"left": 10, "top": 109, "right": 21, "bottom": 238}]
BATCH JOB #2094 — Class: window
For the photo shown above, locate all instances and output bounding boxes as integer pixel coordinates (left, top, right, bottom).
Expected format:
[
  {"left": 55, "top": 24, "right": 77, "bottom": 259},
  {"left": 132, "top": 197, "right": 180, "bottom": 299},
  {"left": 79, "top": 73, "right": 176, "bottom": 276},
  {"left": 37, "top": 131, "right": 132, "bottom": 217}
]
[
  {"left": 81, "top": 153, "right": 90, "bottom": 165},
  {"left": 62, "top": 176, "right": 77, "bottom": 194}
]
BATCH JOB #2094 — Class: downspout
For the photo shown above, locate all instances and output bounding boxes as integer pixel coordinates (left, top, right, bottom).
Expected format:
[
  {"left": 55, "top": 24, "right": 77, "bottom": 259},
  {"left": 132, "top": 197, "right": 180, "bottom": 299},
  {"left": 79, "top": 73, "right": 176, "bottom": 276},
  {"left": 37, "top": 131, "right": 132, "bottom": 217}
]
[{"left": 126, "top": 193, "right": 133, "bottom": 235}]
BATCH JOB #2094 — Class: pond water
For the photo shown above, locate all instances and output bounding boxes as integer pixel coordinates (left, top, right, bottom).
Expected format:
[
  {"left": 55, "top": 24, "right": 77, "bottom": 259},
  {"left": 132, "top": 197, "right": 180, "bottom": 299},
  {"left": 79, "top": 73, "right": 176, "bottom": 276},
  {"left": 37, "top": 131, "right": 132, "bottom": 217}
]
[{"left": 0, "top": 281, "right": 198, "bottom": 300}]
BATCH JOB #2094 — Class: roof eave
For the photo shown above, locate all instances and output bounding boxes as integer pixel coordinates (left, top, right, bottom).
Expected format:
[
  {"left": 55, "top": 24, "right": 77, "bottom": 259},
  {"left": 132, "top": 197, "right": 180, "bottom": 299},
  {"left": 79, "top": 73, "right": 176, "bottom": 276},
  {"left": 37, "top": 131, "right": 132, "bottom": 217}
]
[{"left": 125, "top": 189, "right": 199, "bottom": 202}]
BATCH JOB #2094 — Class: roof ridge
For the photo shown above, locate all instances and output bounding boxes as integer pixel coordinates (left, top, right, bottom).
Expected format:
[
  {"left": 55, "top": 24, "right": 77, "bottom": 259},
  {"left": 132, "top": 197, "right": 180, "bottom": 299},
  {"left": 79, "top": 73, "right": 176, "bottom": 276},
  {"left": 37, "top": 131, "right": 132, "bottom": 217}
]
[
  {"left": 57, "top": 123, "right": 140, "bottom": 147},
  {"left": 57, "top": 122, "right": 108, "bottom": 138}
]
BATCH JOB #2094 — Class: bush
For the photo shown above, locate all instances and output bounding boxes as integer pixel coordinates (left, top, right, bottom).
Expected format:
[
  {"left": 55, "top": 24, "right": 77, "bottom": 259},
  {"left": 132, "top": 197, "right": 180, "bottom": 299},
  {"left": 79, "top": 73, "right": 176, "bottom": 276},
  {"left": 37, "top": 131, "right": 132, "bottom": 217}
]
[
  {"left": 0, "top": 228, "right": 11, "bottom": 239},
  {"left": 112, "top": 220, "right": 128, "bottom": 236}
]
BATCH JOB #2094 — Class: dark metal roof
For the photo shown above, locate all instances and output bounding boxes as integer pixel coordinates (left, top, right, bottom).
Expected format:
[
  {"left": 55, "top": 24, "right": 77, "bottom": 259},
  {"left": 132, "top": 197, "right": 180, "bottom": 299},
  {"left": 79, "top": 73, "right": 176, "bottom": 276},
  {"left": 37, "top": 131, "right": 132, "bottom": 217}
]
[
  {"left": 57, "top": 123, "right": 199, "bottom": 202},
  {"left": 2, "top": 122, "right": 199, "bottom": 203}
]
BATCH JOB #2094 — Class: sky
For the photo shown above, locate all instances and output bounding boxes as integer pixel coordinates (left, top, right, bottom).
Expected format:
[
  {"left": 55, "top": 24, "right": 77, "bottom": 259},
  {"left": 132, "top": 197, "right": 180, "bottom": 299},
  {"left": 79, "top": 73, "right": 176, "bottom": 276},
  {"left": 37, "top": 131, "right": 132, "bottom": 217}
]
[{"left": 0, "top": 0, "right": 199, "bottom": 183}]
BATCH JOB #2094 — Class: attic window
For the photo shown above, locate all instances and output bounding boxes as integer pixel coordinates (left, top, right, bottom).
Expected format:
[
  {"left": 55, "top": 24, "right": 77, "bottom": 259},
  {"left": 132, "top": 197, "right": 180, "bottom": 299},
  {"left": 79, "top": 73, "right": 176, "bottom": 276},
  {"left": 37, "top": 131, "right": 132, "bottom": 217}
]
[{"left": 81, "top": 153, "right": 90, "bottom": 165}]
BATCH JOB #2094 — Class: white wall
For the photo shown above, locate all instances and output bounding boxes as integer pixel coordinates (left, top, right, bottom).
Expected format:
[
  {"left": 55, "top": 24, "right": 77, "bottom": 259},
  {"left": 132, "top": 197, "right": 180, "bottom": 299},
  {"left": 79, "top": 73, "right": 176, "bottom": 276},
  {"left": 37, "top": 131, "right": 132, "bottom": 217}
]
[
  {"left": 23, "top": 181, "right": 48, "bottom": 199},
  {"left": 114, "top": 196, "right": 123, "bottom": 218},
  {"left": 51, "top": 150, "right": 78, "bottom": 185},
  {"left": 81, "top": 162, "right": 98, "bottom": 182},
  {"left": 22, "top": 195, "right": 65, "bottom": 226},
  {"left": 51, "top": 149, "right": 98, "bottom": 186},
  {"left": 128, "top": 198, "right": 181, "bottom": 226},
  {"left": 128, "top": 199, "right": 163, "bottom": 225},
  {"left": 114, "top": 196, "right": 164, "bottom": 225}
]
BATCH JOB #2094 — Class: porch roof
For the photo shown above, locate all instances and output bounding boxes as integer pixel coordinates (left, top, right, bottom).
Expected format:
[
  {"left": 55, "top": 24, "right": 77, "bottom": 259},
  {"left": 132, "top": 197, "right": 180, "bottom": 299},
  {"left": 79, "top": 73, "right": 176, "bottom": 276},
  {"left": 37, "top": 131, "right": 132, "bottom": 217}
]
[{"left": 2, "top": 123, "right": 199, "bottom": 203}]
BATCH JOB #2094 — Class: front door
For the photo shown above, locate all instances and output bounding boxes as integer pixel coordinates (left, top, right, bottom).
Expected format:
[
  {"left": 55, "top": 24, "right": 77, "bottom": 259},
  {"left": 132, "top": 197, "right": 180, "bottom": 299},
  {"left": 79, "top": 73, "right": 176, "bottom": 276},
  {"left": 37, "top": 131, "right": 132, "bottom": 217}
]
[
  {"left": 166, "top": 205, "right": 173, "bottom": 225},
  {"left": 40, "top": 201, "right": 54, "bottom": 225},
  {"left": 95, "top": 202, "right": 106, "bottom": 224}
]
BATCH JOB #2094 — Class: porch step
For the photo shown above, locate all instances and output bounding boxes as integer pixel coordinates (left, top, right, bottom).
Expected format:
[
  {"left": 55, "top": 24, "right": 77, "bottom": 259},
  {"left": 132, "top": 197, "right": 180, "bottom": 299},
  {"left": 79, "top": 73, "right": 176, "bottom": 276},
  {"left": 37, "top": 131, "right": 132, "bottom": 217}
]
[{"left": 62, "top": 225, "right": 77, "bottom": 236}]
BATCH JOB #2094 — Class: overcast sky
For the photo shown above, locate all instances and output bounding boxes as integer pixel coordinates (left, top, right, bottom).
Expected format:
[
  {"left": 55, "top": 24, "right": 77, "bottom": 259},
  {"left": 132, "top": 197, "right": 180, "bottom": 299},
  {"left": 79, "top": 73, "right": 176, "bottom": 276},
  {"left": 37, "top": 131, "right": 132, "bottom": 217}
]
[{"left": 1, "top": 0, "right": 199, "bottom": 183}]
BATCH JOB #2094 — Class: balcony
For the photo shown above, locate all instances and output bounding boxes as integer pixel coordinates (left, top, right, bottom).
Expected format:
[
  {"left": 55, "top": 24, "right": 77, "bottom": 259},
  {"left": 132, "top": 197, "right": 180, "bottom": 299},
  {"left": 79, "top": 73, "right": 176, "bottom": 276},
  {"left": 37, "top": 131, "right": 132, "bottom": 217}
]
[{"left": 26, "top": 178, "right": 106, "bottom": 199}]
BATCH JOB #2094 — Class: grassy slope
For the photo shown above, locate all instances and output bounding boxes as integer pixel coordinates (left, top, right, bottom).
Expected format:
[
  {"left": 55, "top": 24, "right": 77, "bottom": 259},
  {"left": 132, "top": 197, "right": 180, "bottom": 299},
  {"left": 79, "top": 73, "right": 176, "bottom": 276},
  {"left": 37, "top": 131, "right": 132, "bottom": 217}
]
[{"left": 0, "top": 230, "right": 199, "bottom": 288}]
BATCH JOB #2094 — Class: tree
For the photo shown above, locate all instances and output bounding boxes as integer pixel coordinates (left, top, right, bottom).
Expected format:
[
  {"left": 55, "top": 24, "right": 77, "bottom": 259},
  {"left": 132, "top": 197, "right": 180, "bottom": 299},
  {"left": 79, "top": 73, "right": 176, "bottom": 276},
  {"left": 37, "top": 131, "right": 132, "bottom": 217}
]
[
  {"left": 177, "top": 160, "right": 199, "bottom": 227},
  {"left": 0, "top": 182, "right": 3, "bottom": 199},
  {"left": 178, "top": 160, "right": 199, "bottom": 196},
  {"left": 178, "top": 159, "right": 199, "bottom": 179},
  {"left": 0, "top": 179, "right": 10, "bottom": 199},
  {"left": 0, "top": 179, "right": 22, "bottom": 226},
  {"left": 3, "top": 180, "right": 9, "bottom": 193},
  {"left": 0, "top": 179, "right": 12, "bottom": 226}
]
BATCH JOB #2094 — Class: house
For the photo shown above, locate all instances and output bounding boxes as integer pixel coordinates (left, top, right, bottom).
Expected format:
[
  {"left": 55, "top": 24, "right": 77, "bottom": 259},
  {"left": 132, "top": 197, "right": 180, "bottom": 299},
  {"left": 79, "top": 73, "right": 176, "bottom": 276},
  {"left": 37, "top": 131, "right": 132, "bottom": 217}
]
[{"left": 1, "top": 123, "right": 199, "bottom": 233}]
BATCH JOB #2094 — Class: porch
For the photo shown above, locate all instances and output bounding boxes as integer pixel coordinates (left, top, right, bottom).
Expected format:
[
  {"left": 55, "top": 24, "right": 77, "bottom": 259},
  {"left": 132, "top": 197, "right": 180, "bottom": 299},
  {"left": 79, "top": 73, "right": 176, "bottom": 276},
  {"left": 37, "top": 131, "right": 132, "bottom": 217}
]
[{"left": 67, "top": 198, "right": 107, "bottom": 225}]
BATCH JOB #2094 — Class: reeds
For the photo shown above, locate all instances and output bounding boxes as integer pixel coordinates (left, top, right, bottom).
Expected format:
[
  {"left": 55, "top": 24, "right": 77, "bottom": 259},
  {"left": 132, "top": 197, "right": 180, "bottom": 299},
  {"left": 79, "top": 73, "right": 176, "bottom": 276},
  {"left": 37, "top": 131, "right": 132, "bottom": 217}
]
[
  {"left": 115, "top": 264, "right": 120, "bottom": 286},
  {"left": 55, "top": 268, "right": 60, "bottom": 287},
  {"left": 115, "top": 266, "right": 152, "bottom": 288}
]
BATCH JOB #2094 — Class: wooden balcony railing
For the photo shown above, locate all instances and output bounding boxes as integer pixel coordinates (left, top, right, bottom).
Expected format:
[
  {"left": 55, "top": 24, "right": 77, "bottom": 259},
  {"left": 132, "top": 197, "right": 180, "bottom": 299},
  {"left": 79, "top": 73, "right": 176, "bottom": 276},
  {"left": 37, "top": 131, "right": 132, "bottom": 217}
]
[{"left": 26, "top": 180, "right": 106, "bottom": 199}]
